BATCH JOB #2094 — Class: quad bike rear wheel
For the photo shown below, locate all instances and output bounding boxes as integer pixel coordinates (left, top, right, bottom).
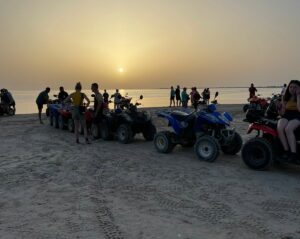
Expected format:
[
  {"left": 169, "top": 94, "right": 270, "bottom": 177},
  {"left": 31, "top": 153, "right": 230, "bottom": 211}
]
[
  {"left": 142, "top": 123, "right": 157, "bottom": 141},
  {"left": 194, "top": 135, "right": 220, "bottom": 162},
  {"left": 154, "top": 131, "right": 175, "bottom": 153},
  {"left": 221, "top": 132, "right": 243, "bottom": 155},
  {"left": 117, "top": 124, "right": 133, "bottom": 144},
  {"left": 100, "top": 121, "right": 113, "bottom": 140},
  {"left": 242, "top": 137, "right": 273, "bottom": 170}
]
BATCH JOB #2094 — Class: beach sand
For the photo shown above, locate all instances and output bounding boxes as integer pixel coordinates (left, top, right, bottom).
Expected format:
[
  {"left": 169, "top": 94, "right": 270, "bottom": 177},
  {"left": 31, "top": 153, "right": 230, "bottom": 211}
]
[{"left": 1, "top": 104, "right": 300, "bottom": 239}]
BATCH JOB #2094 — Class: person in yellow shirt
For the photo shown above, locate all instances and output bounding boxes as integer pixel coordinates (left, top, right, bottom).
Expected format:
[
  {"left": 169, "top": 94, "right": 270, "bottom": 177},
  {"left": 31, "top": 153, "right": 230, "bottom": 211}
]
[
  {"left": 65, "top": 82, "right": 90, "bottom": 144},
  {"left": 277, "top": 80, "right": 300, "bottom": 161}
]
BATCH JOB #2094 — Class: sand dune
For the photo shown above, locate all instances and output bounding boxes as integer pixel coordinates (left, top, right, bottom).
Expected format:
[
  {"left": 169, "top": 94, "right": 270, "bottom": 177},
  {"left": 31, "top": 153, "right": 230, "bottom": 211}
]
[{"left": 1, "top": 105, "right": 300, "bottom": 239}]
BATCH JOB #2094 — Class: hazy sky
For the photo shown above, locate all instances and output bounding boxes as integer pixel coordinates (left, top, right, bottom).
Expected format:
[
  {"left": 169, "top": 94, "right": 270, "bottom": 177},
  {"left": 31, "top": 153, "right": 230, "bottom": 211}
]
[{"left": 1, "top": 0, "right": 300, "bottom": 90}]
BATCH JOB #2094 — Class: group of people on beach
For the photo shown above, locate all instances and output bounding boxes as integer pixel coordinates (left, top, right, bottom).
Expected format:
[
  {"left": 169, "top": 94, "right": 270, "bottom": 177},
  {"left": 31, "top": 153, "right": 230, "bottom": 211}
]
[
  {"left": 35, "top": 83, "right": 128, "bottom": 144},
  {"left": 169, "top": 85, "right": 211, "bottom": 108}
]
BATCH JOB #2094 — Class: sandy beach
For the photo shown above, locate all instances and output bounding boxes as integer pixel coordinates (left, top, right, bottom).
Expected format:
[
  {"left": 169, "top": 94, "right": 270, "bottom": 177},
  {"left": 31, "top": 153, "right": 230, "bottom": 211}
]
[{"left": 1, "top": 104, "right": 300, "bottom": 239}]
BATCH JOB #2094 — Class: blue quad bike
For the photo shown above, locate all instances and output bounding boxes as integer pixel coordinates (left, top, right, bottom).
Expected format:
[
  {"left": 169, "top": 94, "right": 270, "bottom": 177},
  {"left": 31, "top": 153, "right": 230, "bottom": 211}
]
[{"left": 154, "top": 104, "right": 242, "bottom": 162}]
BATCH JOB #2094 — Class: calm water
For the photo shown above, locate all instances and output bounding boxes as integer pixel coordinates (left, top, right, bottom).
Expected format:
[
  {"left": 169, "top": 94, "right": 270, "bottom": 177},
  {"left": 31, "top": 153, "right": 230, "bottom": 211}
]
[{"left": 11, "top": 88, "right": 282, "bottom": 114}]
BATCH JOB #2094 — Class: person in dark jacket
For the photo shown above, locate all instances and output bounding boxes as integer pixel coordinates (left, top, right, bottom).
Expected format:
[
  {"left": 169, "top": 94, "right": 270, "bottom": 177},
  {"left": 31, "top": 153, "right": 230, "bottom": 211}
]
[
  {"left": 58, "top": 86, "right": 68, "bottom": 102},
  {"left": 36, "top": 87, "right": 50, "bottom": 124}
]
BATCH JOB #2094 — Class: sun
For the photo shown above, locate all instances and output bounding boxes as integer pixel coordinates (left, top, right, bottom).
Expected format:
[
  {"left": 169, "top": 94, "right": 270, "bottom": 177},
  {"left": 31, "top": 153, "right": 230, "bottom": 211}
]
[{"left": 118, "top": 67, "right": 124, "bottom": 73}]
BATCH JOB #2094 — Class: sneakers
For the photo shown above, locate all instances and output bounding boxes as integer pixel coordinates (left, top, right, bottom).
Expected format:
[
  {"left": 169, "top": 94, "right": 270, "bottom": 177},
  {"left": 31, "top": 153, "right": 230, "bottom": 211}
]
[{"left": 85, "top": 138, "right": 91, "bottom": 144}]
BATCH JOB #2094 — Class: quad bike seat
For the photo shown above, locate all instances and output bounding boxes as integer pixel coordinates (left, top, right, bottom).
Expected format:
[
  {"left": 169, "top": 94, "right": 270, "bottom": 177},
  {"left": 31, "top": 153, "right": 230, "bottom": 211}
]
[{"left": 171, "top": 110, "right": 194, "bottom": 122}]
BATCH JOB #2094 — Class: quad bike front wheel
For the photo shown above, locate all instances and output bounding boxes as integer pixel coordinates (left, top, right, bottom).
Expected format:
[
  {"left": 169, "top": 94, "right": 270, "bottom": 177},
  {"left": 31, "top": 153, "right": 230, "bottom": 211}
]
[
  {"left": 242, "top": 137, "right": 273, "bottom": 170},
  {"left": 154, "top": 131, "right": 175, "bottom": 153},
  {"left": 142, "top": 123, "right": 157, "bottom": 141},
  {"left": 117, "top": 124, "right": 133, "bottom": 144},
  {"left": 221, "top": 132, "right": 243, "bottom": 155},
  {"left": 194, "top": 135, "right": 220, "bottom": 162}
]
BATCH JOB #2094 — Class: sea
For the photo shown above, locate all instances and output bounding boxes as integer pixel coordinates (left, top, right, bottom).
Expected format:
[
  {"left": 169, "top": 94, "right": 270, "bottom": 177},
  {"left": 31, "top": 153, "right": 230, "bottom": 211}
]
[{"left": 10, "top": 87, "right": 282, "bottom": 114}]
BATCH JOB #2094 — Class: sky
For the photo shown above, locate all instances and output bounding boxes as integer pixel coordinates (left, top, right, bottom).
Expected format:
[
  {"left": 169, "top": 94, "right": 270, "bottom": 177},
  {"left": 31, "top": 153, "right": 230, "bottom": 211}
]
[{"left": 0, "top": 0, "right": 300, "bottom": 90}]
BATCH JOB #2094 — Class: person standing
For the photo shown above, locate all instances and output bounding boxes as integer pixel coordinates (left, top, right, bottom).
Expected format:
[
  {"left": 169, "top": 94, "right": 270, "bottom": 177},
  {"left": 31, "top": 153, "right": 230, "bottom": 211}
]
[
  {"left": 64, "top": 82, "right": 90, "bottom": 144},
  {"left": 36, "top": 87, "right": 50, "bottom": 124},
  {"left": 170, "top": 86, "right": 175, "bottom": 107},
  {"left": 111, "top": 89, "right": 121, "bottom": 109},
  {"left": 91, "top": 83, "right": 104, "bottom": 121},
  {"left": 206, "top": 88, "right": 211, "bottom": 104},
  {"left": 103, "top": 89, "right": 109, "bottom": 104},
  {"left": 58, "top": 86, "right": 68, "bottom": 102},
  {"left": 249, "top": 83, "right": 257, "bottom": 99},
  {"left": 181, "top": 87, "right": 189, "bottom": 108},
  {"left": 175, "top": 85, "right": 181, "bottom": 107}
]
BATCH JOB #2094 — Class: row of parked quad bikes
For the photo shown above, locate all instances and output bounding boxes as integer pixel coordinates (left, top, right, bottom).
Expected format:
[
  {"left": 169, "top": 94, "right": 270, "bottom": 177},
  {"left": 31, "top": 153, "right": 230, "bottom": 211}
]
[{"left": 47, "top": 93, "right": 300, "bottom": 171}]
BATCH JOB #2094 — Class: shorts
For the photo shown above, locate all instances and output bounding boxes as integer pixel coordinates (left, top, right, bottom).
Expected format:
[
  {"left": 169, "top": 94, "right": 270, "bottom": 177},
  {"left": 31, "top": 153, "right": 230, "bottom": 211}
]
[
  {"left": 72, "top": 107, "right": 85, "bottom": 121},
  {"left": 170, "top": 96, "right": 175, "bottom": 100},
  {"left": 176, "top": 95, "right": 181, "bottom": 101},
  {"left": 37, "top": 103, "right": 43, "bottom": 110},
  {"left": 282, "top": 111, "right": 300, "bottom": 121}
]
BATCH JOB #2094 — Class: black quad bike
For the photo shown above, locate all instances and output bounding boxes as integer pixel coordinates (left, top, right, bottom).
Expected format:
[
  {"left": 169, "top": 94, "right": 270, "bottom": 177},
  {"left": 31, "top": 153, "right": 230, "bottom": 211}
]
[{"left": 92, "top": 95, "right": 157, "bottom": 144}]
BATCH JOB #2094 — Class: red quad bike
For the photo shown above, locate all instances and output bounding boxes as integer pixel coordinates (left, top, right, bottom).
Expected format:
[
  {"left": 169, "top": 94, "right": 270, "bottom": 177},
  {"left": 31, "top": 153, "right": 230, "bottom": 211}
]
[
  {"left": 243, "top": 95, "right": 270, "bottom": 114},
  {"left": 56, "top": 102, "right": 94, "bottom": 134},
  {"left": 241, "top": 113, "right": 300, "bottom": 170}
]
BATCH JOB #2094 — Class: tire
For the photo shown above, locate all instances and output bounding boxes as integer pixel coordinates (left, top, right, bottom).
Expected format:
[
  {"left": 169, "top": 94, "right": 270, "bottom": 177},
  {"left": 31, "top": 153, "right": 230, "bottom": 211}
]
[
  {"left": 68, "top": 119, "right": 74, "bottom": 132},
  {"left": 58, "top": 115, "right": 65, "bottom": 130},
  {"left": 49, "top": 114, "right": 53, "bottom": 126},
  {"left": 221, "top": 132, "right": 243, "bottom": 155},
  {"left": 142, "top": 123, "right": 157, "bottom": 141},
  {"left": 54, "top": 116, "right": 59, "bottom": 129},
  {"left": 154, "top": 131, "right": 175, "bottom": 153},
  {"left": 194, "top": 135, "right": 219, "bottom": 162},
  {"left": 8, "top": 108, "right": 15, "bottom": 116},
  {"left": 117, "top": 124, "right": 133, "bottom": 144},
  {"left": 91, "top": 123, "right": 101, "bottom": 139},
  {"left": 241, "top": 137, "right": 273, "bottom": 170},
  {"left": 243, "top": 104, "right": 249, "bottom": 113},
  {"left": 100, "top": 121, "right": 113, "bottom": 140}
]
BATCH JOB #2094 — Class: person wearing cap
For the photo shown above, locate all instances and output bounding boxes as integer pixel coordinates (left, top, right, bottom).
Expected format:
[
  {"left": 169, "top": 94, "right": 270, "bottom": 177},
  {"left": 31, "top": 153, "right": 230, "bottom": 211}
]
[{"left": 36, "top": 87, "right": 50, "bottom": 124}]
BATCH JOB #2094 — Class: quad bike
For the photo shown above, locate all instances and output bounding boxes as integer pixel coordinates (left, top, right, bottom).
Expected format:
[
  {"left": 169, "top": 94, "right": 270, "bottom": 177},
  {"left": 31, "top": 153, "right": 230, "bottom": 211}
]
[
  {"left": 154, "top": 103, "right": 242, "bottom": 162},
  {"left": 242, "top": 111, "right": 300, "bottom": 170},
  {"left": 94, "top": 95, "right": 157, "bottom": 143},
  {"left": 243, "top": 95, "right": 270, "bottom": 114}
]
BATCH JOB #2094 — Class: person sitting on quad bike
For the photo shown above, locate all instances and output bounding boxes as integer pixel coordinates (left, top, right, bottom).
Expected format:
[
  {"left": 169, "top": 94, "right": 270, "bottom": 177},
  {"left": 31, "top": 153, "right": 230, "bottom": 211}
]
[
  {"left": 277, "top": 80, "right": 300, "bottom": 161},
  {"left": 91, "top": 83, "right": 104, "bottom": 120},
  {"left": 36, "top": 87, "right": 51, "bottom": 124},
  {"left": 58, "top": 86, "right": 69, "bottom": 102},
  {"left": 0, "top": 88, "right": 16, "bottom": 114},
  {"left": 64, "top": 82, "right": 91, "bottom": 144}
]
